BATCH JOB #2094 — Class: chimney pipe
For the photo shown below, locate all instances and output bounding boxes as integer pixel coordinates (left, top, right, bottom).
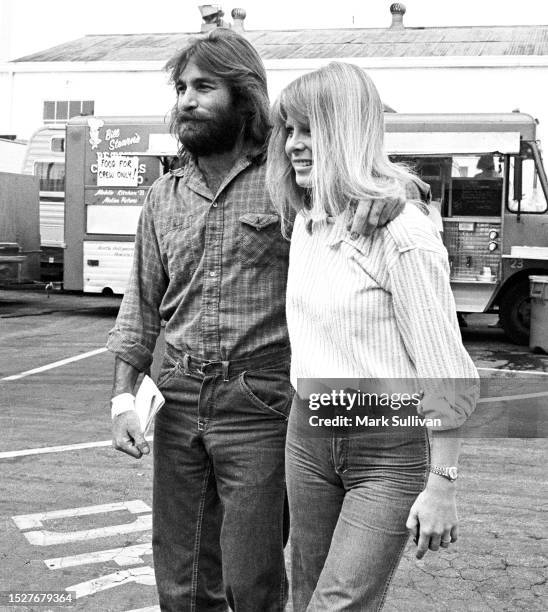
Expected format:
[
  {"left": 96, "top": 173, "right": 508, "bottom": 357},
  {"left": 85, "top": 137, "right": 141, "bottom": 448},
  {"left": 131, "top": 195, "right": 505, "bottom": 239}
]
[
  {"left": 389, "top": 3, "right": 406, "bottom": 29},
  {"left": 198, "top": 4, "right": 225, "bottom": 32},
  {"left": 231, "top": 8, "right": 246, "bottom": 31}
]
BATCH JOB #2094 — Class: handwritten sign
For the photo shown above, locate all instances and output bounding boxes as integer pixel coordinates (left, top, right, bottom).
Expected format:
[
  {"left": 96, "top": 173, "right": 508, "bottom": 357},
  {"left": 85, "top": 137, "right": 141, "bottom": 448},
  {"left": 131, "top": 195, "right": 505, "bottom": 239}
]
[{"left": 96, "top": 153, "right": 139, "bottom": 187}]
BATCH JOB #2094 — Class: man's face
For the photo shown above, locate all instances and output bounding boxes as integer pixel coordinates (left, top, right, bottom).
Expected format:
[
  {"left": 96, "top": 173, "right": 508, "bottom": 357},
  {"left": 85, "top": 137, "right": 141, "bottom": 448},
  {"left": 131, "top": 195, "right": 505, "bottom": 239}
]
[{"left": 174, "top": 59, "right": 243, "bottom": 156}]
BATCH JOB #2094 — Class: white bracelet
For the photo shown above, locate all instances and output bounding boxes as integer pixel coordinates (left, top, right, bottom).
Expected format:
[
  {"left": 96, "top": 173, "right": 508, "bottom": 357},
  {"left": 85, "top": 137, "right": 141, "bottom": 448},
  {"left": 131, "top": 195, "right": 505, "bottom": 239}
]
[{"left": 111, "top": 393, "right": 136, "bottom": 419}]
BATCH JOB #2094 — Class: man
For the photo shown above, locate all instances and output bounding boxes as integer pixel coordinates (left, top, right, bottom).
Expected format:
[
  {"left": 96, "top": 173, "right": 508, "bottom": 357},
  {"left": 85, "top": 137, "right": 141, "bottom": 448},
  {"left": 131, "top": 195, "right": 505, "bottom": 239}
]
[
  {"left": 107, "top": 28, "right": 421, "bottom": 611},
  {"left": 474, "top": 154, "right": 501, "bottom": 179}
]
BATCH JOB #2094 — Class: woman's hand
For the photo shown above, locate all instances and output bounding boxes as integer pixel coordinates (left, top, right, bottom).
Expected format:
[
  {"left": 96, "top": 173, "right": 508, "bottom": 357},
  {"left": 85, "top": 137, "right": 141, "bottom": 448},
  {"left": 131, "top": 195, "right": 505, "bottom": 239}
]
[{"left": 406, "top": 477, "right": 458, "bottom": 559}]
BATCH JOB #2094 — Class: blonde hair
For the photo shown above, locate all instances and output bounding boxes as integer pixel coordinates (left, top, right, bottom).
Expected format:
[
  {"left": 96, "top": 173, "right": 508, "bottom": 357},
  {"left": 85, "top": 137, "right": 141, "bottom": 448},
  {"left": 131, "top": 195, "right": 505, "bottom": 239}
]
[{"left": 266, "top": 62, "right": 417, "bottom": 231}]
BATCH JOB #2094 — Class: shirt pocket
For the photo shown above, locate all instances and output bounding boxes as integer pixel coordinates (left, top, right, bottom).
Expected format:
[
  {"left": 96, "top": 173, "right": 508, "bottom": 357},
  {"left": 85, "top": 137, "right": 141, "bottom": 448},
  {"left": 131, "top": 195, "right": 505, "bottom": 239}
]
[
  {"left": 238, "top": 212, "right": 284, "bottom": 267},
  {"left": 159, "top": 215, "right": 202, "bottom": 278}
]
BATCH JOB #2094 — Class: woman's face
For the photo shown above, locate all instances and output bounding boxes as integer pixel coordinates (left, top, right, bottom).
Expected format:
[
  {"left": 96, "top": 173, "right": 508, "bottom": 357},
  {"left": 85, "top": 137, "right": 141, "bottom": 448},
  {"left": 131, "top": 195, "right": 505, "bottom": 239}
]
[{"left": 284, "top": 114, "right": 313, "bottom": 188}]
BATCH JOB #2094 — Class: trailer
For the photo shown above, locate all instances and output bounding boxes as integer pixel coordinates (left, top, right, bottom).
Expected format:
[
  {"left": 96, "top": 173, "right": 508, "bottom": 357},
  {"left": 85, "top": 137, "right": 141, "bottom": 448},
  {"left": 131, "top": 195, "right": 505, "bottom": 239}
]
[{"left": 21, "top": 125, "right": 66, "bottom": 280}]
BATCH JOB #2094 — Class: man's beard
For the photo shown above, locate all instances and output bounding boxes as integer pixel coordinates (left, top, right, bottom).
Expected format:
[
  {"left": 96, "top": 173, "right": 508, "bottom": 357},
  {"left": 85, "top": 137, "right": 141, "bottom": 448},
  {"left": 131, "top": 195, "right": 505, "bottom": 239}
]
[{"left": 175, "top": 104, "right": 244, "bottom": 156}]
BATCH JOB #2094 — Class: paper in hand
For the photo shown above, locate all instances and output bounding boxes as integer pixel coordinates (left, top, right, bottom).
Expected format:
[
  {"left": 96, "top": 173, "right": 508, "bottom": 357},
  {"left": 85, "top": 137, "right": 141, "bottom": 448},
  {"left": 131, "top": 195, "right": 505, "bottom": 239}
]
[{"left": 135, "top": 375, "right": 165, "bottom": 435}]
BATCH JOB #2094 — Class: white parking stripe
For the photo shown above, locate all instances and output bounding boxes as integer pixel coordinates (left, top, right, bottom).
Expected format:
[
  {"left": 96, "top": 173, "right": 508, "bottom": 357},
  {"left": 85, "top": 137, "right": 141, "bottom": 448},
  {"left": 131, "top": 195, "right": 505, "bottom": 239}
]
[
  {"left": 45, "top": 543, "right": 152, "bottom": 570},
  {"left": 0, "top": 347, "right": 108, "bottom": 381},
  {"left": 478, "top": 390, "right": 548, "bottom": 403},
  {"left": 14, "top": 500, "right": 150, "bottom": 530},
  {"left": 67, "top": 566, "right": 155, "bottom": 599},
  {"left": 0, "top": 436, "right": 153, "bottom": 460},
  {"left": 124, "top": 607, "right": 160, "bottom": 612},
  {"left": 23, "top": 515, "right": 152, "bottom": 546},
  {"left": 477, "top": 366, "right": 548, "bottom": 376}
]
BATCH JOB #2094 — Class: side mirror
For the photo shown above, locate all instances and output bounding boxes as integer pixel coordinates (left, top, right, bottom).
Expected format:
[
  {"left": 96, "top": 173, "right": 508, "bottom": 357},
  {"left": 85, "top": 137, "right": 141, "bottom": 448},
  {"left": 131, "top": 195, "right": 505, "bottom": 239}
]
[{"left": 513, "top": 155, "right": 522, "bottom": 203}]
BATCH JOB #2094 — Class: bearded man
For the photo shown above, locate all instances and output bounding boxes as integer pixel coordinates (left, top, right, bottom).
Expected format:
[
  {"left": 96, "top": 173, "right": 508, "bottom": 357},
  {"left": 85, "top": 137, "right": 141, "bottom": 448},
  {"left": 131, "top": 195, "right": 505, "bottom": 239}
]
[{"left": 107, "top": 28, "right": 415, "bottom": 612}]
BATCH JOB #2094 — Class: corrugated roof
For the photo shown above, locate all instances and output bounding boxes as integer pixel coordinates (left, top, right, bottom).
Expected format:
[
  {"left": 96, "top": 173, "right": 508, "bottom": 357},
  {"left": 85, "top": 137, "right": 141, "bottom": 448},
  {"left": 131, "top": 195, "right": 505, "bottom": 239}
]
[{"left": 13, "top": 25, "right": 548, "bottom": 63}]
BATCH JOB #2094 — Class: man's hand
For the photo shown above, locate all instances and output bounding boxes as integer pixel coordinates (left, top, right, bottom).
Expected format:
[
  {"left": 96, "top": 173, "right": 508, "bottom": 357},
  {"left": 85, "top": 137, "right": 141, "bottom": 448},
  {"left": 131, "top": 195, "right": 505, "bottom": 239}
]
[
  {"left": 406, "top": 479, "right": 458, "bottom": 560},
  {"left": 348, "top": 198, "right": 405, "bottom": 238},
  {"left": 112, "top": 410, "right": 150, "bottom": 459},
  {"left": 347, "top": 177, "right": 432, "bottom": 238}
]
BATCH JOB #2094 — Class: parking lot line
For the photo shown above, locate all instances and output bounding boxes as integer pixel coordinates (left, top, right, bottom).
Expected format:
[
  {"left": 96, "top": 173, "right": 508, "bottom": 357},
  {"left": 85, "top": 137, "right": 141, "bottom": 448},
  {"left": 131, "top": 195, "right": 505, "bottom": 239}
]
[
  {"left": 0, "top": 436, "right": 153, "bottom": 460},
  {"left": 0, "top": 347, "right": 108, "bottom": 381},
  {"left": 478, "top": 390, "right": 548, "bottom": 403},
  {"left": 477, "top": 366, "right": 548, "bottom": 376}
]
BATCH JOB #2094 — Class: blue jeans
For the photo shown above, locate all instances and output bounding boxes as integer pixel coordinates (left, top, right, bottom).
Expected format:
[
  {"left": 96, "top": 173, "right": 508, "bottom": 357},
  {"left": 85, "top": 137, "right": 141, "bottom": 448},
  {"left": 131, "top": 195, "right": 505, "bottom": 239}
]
[
  {"left": 152, "top": 346, "right": 293, "bottom": 611},
  {"left": 286, "top": 396, "right": 429, "bottom": 611}
]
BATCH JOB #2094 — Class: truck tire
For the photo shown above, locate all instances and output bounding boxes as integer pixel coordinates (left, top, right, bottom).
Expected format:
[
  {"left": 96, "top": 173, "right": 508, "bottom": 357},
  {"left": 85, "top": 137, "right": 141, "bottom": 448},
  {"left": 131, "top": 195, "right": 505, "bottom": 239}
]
[{"left": 499, "top": 281, "right": 531, "bottom": 345}]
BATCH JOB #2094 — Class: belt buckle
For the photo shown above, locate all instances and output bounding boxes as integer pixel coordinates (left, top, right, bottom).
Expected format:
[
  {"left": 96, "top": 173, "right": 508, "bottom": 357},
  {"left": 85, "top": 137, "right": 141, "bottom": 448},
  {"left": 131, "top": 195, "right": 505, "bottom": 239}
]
[
  {"left": 198, "top": 359, "right": 230, "bottom": 382},
  {"left": 198, "top": 359, "right": 217, "bottom": 375}
]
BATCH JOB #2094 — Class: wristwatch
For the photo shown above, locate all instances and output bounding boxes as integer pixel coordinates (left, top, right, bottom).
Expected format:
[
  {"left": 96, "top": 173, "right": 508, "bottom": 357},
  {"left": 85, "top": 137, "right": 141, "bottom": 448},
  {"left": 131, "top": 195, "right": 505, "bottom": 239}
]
[{"left": 429, "top": 465, "right": 458, "bottom": 482}]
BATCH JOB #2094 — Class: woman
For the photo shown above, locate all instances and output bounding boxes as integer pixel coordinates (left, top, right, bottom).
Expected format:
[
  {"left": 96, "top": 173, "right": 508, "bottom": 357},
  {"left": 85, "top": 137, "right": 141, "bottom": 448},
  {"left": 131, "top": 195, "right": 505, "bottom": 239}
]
[{"left": 266, "top": 62, "right": 478, "bottom": 611}]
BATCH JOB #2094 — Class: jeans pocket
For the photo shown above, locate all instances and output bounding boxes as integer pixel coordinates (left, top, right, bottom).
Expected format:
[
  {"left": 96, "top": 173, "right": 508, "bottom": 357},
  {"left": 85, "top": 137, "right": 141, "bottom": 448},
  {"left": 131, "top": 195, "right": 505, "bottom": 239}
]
[
  {"left": 156, "top": 355, "right": 181, "bottom": 388},
  {"left": 238, "top": 367, "right": 293, "bottom": 420}
]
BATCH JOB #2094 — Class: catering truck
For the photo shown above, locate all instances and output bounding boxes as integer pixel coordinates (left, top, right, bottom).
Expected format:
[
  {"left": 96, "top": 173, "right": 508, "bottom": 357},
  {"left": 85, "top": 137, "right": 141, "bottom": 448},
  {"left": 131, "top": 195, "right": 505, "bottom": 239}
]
[
  {"left": 386, "top": 113, "right": 548, "bottom": 344},
  {"left": 63, "top": 116, "right": 177, "bottom": 294},
  {"left": 63, "top": 113, "right": 548, "bottom": 344}
]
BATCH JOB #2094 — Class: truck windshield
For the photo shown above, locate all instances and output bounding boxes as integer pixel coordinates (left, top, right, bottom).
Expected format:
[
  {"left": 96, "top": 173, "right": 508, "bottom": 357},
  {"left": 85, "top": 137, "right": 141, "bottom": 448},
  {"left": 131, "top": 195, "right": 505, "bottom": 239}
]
[{"left": 391, "top": 154, "right": 504, "bottom": 217}]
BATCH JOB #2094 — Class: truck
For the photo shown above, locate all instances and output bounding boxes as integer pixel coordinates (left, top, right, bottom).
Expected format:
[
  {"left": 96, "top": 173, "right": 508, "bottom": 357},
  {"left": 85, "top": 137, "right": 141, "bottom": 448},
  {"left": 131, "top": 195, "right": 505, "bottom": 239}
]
[
  {"left": 64, "top": 116, "right": 177, "bottom": 294},
  {"left": 63, "top": 113, "right": 548, "bottom": 344},
  {"left": 386, "top": 113, "right": 548, "bottom": 344}
]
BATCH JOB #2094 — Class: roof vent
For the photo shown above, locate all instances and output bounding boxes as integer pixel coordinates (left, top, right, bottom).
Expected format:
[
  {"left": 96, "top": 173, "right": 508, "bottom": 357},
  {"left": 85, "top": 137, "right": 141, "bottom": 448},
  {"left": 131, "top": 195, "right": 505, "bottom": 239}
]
[
  {"left": 231, "top": 8, "right": 246, "bottom": 31},
  {"left": 389, "top": 3, "right": 406, "bottom": 29},
  {"left": 199, "top": 5, "right": 226, "bottom": 32}
]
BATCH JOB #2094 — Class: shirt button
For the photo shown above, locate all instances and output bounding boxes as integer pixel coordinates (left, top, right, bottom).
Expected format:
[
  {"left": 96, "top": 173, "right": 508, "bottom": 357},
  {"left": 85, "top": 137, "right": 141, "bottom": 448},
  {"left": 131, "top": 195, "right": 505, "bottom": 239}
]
[
  {"left": 212, "top": 203, "right": 218, "bottom": 208},
  {"left": 209, "top": 271, "right": 216, "bottom": 277}
]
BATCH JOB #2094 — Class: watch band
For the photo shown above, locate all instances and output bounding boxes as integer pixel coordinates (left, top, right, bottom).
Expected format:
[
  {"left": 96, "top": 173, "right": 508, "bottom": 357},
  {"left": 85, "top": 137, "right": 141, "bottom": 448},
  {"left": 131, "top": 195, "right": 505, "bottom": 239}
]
[{"left": 429, "top": 465, "right": 458, "bottom": 482}]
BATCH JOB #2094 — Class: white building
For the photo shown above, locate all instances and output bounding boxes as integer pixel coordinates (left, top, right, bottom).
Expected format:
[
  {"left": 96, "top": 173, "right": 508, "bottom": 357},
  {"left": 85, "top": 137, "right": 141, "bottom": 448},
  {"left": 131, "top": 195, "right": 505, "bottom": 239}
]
[{"left": 2, "top": 4, "right": 548, "bottom": 142}]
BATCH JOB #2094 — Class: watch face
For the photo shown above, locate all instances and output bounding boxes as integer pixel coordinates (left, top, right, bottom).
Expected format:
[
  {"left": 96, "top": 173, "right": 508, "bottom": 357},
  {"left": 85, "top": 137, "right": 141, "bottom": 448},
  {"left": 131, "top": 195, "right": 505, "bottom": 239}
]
[{"left": 448, "top": 467, "right": 458, "bottom": 480}]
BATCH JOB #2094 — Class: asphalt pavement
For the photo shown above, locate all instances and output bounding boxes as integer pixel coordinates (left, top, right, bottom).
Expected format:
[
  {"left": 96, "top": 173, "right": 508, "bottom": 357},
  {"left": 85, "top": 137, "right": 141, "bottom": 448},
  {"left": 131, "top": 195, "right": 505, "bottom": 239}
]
[{"left": 0, "top": 287, "right": 546, "bottom": 612}]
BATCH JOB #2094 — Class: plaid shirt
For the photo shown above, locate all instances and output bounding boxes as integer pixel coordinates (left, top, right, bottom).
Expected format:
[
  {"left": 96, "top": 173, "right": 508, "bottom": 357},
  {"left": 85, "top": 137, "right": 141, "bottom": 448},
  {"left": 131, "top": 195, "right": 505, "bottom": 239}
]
[{"left": 107, "top": 153, "right": 290, "bottom": 371}]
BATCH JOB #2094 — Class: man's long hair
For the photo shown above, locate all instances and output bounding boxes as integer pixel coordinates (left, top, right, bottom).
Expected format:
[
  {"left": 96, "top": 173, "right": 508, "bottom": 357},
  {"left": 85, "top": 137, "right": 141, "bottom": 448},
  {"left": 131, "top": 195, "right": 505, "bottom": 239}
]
[
  {"left": 267, "top": 62, "right": 418, "bottom": 232},
  {"left": 166, "top": 28, "right": 270, "bottom": 161}
]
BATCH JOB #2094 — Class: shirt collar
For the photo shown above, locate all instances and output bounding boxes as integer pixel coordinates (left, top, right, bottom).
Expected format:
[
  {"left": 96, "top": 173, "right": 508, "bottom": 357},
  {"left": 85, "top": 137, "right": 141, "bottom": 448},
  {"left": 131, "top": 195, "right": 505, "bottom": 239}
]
[
  {"left": 303, "top": 208, "right": 348, "bottom": 244},
  {"left": 303, "top": 208, "right": 372, "bottom": 256},
  {"left": 170, "top": 146, "right": 262, "bottom": 199}
]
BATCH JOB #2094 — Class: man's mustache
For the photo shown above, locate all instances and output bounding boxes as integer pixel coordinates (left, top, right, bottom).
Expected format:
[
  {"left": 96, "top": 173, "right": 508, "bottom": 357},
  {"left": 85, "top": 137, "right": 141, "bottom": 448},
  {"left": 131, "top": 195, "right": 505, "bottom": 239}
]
[{"left": 176, "top": 112, "right": 204, "bottom": 123}]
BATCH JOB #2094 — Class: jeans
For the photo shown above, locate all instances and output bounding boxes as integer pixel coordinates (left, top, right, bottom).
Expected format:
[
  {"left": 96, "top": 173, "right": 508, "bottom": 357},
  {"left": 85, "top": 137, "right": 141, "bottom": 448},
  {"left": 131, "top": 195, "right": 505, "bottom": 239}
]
[
  {"left": 286, "top": 396, "right": 429, "bottom": 612},
  {"left": 152, "top": 345, "right": 293, "bottom": 612}
]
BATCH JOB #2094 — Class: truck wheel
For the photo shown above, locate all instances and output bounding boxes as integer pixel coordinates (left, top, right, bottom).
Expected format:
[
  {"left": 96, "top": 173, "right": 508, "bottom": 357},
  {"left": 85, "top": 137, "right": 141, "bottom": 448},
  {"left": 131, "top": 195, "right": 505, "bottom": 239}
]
[{"left": 499, "top": 281, "right": 531, "bottom": 345}]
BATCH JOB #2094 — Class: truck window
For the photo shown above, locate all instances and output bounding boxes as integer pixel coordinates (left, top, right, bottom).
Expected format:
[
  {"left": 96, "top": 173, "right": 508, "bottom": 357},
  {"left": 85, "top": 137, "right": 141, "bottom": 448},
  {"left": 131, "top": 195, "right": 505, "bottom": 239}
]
[
  {"left": 507, "top": 156, "right": 548, "bottom": 213},
  {"left": 450, "top": 155, "right": 503, "bottom": 217},
  {"left": 391, "top": 154, "right": 503, "bottom": 217},
  {"left": 34, "top": 161, "right": 65, "bottom": 192},
  {"left": 390, "top": 155, "right": 451, "bottom": 214}
]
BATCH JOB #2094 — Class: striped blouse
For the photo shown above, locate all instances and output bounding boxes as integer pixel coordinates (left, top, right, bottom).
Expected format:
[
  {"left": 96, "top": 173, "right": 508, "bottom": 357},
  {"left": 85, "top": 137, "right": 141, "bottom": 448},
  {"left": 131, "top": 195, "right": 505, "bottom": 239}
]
[{"left": 286, "top": 204, "right": 479, "bottom": 429}]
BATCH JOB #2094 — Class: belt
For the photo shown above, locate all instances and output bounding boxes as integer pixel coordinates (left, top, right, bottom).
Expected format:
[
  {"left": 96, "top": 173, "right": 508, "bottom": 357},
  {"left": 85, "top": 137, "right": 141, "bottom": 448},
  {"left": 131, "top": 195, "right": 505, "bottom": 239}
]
[{"left": 165, "top": 344, "right": 291, "bottom": 381}]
